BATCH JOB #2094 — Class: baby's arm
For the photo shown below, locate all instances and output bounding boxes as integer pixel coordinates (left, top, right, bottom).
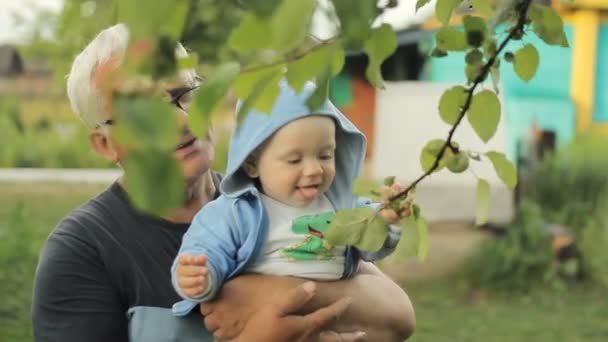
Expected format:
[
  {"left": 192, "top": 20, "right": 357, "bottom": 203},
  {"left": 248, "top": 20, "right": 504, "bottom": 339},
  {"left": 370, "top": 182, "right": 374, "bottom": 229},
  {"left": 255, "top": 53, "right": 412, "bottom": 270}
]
[
  {"left": 171, "top": 197, "right": 240, "bottom": 303},
  {"left": 175, "top": 254, "right": 211, "bottom": 299}
]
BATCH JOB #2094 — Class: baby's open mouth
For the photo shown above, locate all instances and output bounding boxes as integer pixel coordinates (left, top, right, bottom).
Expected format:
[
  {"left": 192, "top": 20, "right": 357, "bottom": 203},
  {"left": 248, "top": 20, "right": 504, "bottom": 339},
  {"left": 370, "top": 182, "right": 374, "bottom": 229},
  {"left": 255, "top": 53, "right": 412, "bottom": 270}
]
[{"left": 297, "top": 184, "right": 321, "bottom": 199}]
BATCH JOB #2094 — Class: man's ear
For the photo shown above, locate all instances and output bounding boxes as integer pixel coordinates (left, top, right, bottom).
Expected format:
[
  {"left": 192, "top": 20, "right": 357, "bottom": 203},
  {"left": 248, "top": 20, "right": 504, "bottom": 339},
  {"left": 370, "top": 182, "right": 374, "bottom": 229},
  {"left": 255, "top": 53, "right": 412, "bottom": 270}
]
[
  {"left": 89, "top": 131, "right": 120, "bottom": 163},
  {"left": 242, "top": 156, "right": 259, "bottom": 178}
]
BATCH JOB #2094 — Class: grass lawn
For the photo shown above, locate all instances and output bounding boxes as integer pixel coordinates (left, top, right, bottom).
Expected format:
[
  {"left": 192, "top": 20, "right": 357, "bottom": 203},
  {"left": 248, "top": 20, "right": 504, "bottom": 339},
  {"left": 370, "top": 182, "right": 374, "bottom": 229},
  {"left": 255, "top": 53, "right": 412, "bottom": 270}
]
[{"left": 0, "top": 182, "right": 606, "bottom": 341}]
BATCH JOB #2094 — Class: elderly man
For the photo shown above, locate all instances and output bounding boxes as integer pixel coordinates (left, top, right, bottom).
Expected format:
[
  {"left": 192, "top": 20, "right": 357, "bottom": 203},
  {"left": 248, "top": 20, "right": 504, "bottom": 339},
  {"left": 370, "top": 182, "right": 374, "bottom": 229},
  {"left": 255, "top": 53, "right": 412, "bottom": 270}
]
[{"left": 31, "top": 23, "right": 415, "bottom": 342}]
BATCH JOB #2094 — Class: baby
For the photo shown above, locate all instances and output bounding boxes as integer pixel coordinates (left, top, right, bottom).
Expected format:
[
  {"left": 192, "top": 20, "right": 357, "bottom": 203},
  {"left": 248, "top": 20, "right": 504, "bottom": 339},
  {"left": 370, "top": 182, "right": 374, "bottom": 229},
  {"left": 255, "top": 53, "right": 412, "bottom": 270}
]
[{"left": 171, "top": 81, "right": 407, "bottom": 316}]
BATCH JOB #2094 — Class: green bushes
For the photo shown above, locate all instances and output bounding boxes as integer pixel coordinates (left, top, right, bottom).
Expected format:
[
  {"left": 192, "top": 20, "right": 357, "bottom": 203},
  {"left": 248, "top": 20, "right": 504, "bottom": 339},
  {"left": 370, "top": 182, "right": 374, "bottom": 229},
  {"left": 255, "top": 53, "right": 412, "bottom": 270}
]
[
  {"left": 465, "top": 134, "right": 608, "bottom": 291},
  {"left": 0, "top": 97, "right": 114, "bottom": 168},
  {"left": 464, "top": 201, "right": 558, "bottom": 292},
  {"left": 0, "top": 96, "right": 234, "bottom": 170}
]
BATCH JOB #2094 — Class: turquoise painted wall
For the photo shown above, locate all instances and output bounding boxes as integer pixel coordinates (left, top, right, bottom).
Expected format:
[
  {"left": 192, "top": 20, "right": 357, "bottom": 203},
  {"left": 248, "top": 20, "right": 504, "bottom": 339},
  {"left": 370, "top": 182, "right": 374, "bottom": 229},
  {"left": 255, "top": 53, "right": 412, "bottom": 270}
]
[
  {"left": 425, "top": 25, "right": 575, "bottom": 161},
  {"left": 593, "top": 24, "right": 608, "bottom": 122}
]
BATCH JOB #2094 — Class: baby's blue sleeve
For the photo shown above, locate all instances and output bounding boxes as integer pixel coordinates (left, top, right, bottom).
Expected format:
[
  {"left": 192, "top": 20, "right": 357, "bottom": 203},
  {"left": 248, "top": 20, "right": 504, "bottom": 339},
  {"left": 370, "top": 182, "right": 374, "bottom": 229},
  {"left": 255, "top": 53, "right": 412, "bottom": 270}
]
[
  {"left": 354, "top": 197, "right": 401, "bottom": 261},
  {"left": 171, "top": 197, "right": 240, "bottom": 303}
]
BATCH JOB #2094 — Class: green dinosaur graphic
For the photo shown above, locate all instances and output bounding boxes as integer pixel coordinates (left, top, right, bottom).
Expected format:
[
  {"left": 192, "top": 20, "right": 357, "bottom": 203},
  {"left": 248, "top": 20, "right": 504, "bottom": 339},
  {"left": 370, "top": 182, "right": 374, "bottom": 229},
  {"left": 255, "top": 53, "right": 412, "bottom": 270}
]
[{"left": 281, "top": 211, "right": 337, "bottom": 261}]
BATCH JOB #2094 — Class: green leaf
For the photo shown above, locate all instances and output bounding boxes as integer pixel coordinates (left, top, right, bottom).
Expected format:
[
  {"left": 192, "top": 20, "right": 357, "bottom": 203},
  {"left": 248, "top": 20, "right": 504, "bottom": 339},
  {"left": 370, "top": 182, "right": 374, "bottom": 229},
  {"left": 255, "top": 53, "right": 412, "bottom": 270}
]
[
  {"left": 490, "top": 64, "right": 501, "bottom": 93},
  {"left": 475, "top": 178, "right": 490, "bottom": 225},
  {"left": 240, "top": 0, "right": 282, "bottom": 17},
  {"left": 528, "top": 4, "right": 569, "bottom": 47},
  {"left": 113, "top": 95, "right": 179, "bottom": 150},
  {"left": 420, "top": 139, "right": 447, "bottom": 173},
  {"left": 513, "top": 44, "right": 540, "bottom": 82},
  {"left": 431, "top": 48, "right": 448, "bottom": 58},
  {"left": 306, "top": 67, "right": 331, "bottom": 111},
  {"left": 416, "top": 218, "right": 429, "bottom": 261},
  {"left": 463, "top": 15, "right": 487, "bottom": 47},
  {"left": 483, "top": 38, "right": 497, "bottom": 59},
  {"left": 116, "top": 0, "right": 178, "bottom": 41},
  {"left": 176, "top": 53, "right": 198, "bottom": 70},
  {"left": 435, "top": 0, "right": 462, "bottom": 26},
  {"left": 352, "top": 178, "right": 381, "bottom": 201},
  {"left": 189, "top": 62, "right": 240, "bottom": 139},
  {"left": 227, "top": 14, "right": 274, "bottom": 55},
  {"left": 485, "top": 151, "right": 518, "bottom": 189},
  {"left": 358, "top": 215, "right": 389, "bottom": 252},
  {"left": 286, "top": 45, "right": 338, "bottom": 93},
  {"left": 416, "top": 0, "right": 433, "bottom": 11},
  {"left": 412, "top": 204, "right": 421, "bottom": 220},
  {"left": 236, "top": 68, "right": 283, "bottom": 124},
  {"left": 394, "top": 217, "right": 418, "bottom": 260},
  {"left": 363, "top": 24, "right": 398, "bottom": 88},
  {"left": 163, "top": 0, "right": 189, "bottom": 40},
  {"left": 384, "top": 176, "right": 396, "bottom": 186},
  {"left": 124, "top": 149, "right": 184, "bottom": 215},
  {"left": 333, "top": 0, "right": 378, "bottom": 46},
  {"left": 435, "top": 27, "right": 468, "bottom": 51},
  {"left": 471, "top": 0, "right": 494, "bottom": 17},
  {"left": 467, "top": 90, "right": 501, "bottom": 143},
  {"left": 331, "top": 48, "right": 345, "bottom": 76},
  {"left": 439, "top": 86, "right": 468, "bottom": 125},
  {"left": 465, "top": 64, "right": 483, "bottom": 84},
  {"left": 271, "top": 0, "right": 316, "bottom": 53},
  {"left": 325, "top": 207, "right": 375, "bottom": 246}
]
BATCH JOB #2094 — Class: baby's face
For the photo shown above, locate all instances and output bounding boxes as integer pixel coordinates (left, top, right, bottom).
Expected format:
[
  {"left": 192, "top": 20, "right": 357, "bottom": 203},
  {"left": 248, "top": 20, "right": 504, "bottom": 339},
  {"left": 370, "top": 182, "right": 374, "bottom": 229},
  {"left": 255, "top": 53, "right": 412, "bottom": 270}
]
[{"left": 254, "top": 115, "right": 336, "bottom": 207}]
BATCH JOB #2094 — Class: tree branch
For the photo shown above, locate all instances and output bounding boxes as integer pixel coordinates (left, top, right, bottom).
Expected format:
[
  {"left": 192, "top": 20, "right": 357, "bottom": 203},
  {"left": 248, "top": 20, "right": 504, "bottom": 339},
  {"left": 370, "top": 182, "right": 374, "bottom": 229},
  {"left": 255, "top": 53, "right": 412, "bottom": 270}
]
[
  {"left": 388, "top": 0, "right": 533, "bottom": 203},
  {"left": 240, "top": 37, "right": 339, "bottom": 74}
]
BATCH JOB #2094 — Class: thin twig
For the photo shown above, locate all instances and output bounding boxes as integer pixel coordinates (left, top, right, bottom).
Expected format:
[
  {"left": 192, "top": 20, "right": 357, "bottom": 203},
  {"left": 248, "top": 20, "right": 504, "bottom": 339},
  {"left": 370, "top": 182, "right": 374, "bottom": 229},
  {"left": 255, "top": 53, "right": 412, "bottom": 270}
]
[
  {"left": 240, "top": 37, "right": 339, "bottom": 74},
  {"left": 388, "top": 0, "right": 533, "bottom": 203}
]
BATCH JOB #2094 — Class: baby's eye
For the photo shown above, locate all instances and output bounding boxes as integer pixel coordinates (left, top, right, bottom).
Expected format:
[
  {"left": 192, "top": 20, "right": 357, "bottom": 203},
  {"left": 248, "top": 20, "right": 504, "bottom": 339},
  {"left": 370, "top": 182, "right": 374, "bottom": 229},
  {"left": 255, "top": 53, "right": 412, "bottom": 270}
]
[
  {"left": 287, "top": 159, "right": 301, "bottom": 165},
  {"left": 319, "top": 154, "right": 334, "bottom": 160}
]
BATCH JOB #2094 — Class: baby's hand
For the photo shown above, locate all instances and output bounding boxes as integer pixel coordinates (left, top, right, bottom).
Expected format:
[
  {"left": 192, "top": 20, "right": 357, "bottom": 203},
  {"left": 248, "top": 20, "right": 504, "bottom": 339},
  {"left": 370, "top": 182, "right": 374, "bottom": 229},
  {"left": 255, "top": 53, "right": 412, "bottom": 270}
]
[
  {"left": 378, "top": 182, "right": 412, "bottom": 224},
  {"left": 176, "top": 254, "right": 209, "bottom": 298}
]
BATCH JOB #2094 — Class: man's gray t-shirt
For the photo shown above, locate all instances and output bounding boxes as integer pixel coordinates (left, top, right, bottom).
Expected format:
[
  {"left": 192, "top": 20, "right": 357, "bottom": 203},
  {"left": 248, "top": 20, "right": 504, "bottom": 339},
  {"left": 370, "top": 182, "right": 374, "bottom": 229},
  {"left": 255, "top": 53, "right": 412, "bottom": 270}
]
[{"left": 32, "top": 175, "right": 221, "bottom": 342}]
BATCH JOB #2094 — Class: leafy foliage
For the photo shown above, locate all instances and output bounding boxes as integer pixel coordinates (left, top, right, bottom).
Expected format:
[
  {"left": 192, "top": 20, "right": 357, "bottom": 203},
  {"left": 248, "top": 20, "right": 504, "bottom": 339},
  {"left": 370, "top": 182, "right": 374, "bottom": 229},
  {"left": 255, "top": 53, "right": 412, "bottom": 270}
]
[
  {"left": 464, "top": 201, "right": 557, "bottom": 292},
  {"left": 29, "top": 0, "right": 569, "bottom": 258},
  {"left": 485, "top": 151, "right": 517, "bottom": 189},
  {"left": 189, "top": 62, "right": 240, "bottom": 138},
  {"left": 363, "top": 24, "right": 398, "bottom": 88}
]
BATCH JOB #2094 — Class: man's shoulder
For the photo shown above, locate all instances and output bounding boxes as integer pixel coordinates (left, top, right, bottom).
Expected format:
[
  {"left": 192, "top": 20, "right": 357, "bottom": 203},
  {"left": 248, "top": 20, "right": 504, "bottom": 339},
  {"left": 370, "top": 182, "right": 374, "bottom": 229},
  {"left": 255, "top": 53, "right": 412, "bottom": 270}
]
[{"left": 49, "top": 184, "right": 125, "bottom": 244}]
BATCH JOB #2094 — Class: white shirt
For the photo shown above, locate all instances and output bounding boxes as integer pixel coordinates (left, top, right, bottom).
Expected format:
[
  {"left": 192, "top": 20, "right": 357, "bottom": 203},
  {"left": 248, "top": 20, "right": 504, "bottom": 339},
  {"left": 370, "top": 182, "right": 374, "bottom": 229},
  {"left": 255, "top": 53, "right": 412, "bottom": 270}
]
[{"left": 246, "top": 194, "right": 346, "bottom": 280}]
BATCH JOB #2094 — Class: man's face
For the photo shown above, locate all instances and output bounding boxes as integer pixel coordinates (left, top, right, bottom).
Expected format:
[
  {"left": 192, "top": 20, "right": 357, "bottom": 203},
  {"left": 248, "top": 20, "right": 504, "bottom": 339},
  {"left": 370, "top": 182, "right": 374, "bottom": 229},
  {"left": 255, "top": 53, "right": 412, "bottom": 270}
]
[
  {"left": 168, "top": 86, "right": 215, "bottom": 184},
  {"left": 98, "top": 83, "right": 215, "bottom": 186}
]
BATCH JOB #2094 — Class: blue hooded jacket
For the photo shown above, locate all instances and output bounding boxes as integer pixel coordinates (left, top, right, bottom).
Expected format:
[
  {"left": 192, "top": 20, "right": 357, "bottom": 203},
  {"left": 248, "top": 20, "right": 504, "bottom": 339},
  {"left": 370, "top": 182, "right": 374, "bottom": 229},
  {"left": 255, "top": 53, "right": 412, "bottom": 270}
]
[{"left": 171, "top": 81, "right": 399, "bottom": 316}]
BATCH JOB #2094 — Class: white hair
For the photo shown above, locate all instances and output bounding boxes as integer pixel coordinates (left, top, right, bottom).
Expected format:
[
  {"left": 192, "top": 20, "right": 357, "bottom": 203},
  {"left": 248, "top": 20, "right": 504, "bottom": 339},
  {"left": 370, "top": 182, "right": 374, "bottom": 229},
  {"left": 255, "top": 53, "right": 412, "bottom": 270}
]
[
  {"left": 67, "top": 23, "right": 130, "bottom": 129},
  {"left": 67, "top": 23, "right": 199, "bottom": 129}
]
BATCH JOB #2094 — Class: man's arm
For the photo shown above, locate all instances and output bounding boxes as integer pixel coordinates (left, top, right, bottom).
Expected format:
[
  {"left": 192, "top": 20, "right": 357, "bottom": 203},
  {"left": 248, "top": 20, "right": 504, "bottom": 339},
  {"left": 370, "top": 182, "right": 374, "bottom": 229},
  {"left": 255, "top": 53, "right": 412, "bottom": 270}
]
[
  {"left": 32, "top": 228, "right": 127, "bottom": 342},
  {"left": 202, "top": 262, "right": 415, "bottom": 341}
]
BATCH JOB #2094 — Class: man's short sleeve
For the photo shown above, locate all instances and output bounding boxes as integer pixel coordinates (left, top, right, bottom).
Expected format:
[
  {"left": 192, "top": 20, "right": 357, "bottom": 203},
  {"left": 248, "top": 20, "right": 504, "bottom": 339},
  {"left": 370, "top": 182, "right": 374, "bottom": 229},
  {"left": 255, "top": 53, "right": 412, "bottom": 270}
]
[{"left": 32, "top": 221, "right": 128, "bottom": 342}]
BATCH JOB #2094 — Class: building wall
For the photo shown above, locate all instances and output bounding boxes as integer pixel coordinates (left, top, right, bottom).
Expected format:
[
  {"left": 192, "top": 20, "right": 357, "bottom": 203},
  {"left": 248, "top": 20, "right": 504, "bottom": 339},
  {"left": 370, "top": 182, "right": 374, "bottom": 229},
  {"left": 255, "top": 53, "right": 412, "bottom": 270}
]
[{"left": 372, "top": 81, "right": 513, "bottom": 223}]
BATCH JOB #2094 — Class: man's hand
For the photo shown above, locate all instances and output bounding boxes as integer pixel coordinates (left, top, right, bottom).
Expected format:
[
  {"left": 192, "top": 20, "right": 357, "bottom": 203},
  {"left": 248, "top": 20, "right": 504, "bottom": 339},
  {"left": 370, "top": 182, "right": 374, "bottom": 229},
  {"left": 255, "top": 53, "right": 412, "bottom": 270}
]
[
  {"left": 205, "top": 281, "right": 364, "bottom": 342},
  {"left": 176, "top": 254, "right": 208, "bottom": 297},
  {"left": 202, "top": 268, "right": 415, "bottom": 342}
]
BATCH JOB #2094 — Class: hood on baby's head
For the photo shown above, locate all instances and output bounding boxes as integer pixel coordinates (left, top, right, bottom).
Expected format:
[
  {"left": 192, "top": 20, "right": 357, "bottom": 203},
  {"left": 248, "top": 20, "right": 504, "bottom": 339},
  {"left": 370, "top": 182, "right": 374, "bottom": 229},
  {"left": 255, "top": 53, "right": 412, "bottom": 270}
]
[{"left": 219, "top": 80, "right": 367, "bottom": 210}]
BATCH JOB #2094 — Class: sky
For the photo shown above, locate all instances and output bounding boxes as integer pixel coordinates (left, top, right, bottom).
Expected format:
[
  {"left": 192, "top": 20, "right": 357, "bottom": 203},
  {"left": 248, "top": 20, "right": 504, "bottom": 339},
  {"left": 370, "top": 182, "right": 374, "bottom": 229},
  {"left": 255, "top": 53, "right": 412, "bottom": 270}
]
[{"left": 0, "top": 0, "right": 63, "bottom": 44}]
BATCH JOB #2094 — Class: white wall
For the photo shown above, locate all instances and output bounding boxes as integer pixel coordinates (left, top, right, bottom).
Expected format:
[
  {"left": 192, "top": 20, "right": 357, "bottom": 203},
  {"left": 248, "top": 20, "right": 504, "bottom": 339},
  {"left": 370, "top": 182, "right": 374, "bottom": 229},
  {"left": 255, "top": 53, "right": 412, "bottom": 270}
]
[{"left": 371, "top": 81, "right": 514, "bottom": 223}]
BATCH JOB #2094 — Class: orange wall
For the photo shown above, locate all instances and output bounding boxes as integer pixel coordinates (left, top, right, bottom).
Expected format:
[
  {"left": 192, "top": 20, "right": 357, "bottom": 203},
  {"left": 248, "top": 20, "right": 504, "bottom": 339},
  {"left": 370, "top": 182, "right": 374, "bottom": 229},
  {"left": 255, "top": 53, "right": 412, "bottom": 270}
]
[{"left": 339, "top": 77, "right": 376, "bottom": 157}]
